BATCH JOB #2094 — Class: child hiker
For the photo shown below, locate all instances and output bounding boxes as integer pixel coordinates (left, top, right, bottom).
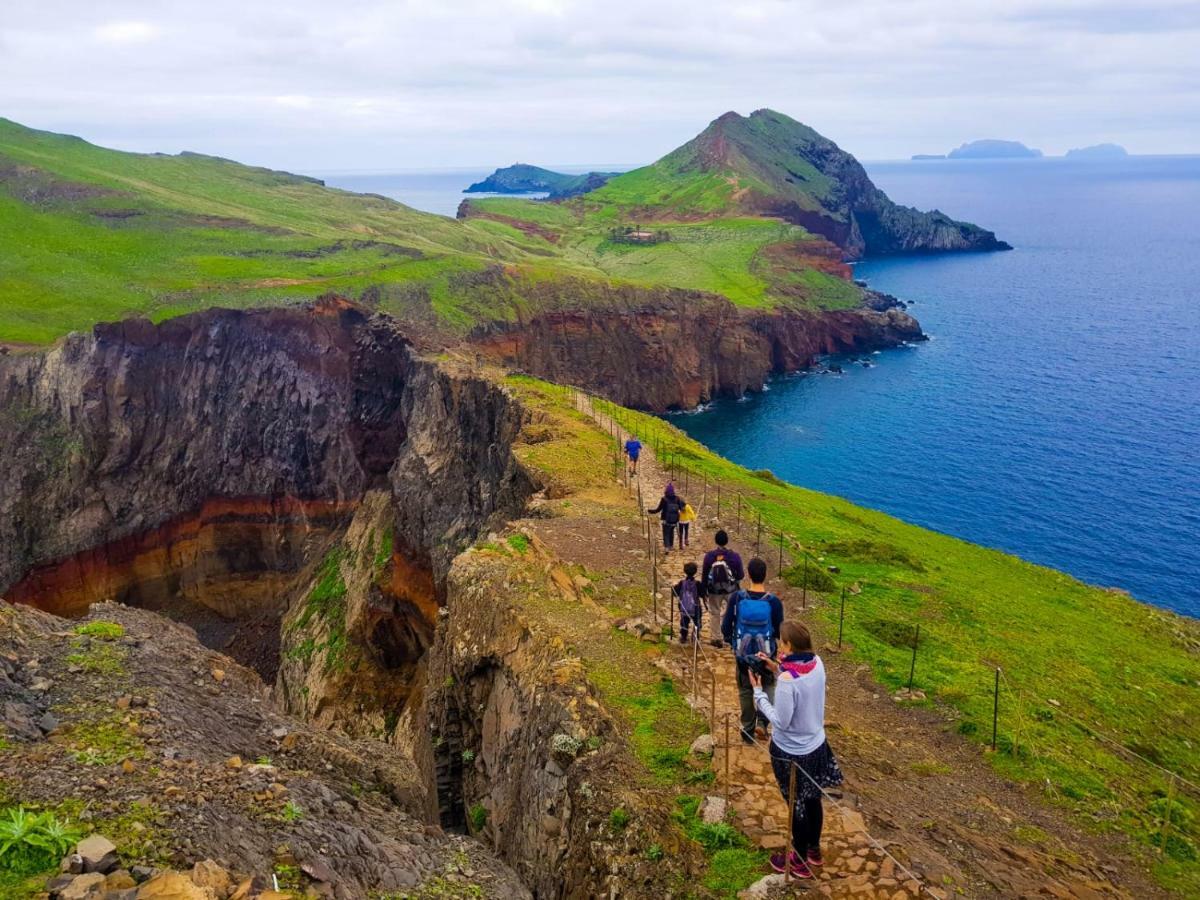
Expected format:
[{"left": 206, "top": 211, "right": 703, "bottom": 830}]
[
  {"left": 678, "top": 499, "right": 696, "bottom": 548},
  {"left": 749, "top": 620, "right": 844, "bottom": 879},
  {"left": 673, "top": 561, "right": 702, "bottom": 643}
]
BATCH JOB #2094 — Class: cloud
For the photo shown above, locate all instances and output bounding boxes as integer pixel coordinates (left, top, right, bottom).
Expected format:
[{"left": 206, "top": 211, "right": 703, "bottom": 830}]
[
  {"left": 1, "top": 0, "right": 1196, "bottom": 169},
  {"left": 94, "top": 21, "right": 161, "bottom": 44}
]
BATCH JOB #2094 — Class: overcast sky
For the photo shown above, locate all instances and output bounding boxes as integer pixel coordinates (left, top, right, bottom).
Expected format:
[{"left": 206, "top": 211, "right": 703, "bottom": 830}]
[{"left": 3, "top": 0, "right": 1198, "bottom": 172}]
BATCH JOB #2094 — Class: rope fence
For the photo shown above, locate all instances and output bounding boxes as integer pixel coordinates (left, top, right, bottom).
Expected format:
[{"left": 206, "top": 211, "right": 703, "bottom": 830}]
[{"left": 563, "top": 383, "right": 1200, "bottom": 866}]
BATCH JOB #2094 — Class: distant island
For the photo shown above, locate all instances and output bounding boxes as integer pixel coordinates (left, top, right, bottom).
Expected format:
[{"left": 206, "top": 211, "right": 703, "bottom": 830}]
[
  {"left": 1065, "top": 143, "right": 1128, "bottom": 159},
  {"left": 947, "top": 139, "right": 1043, "bottom": 159},
  {"left": 911, "top": 154, "right": 946, "bottom": 160},
  {"left": 465, "top": 163, "right": 620, "bottom": 198}
]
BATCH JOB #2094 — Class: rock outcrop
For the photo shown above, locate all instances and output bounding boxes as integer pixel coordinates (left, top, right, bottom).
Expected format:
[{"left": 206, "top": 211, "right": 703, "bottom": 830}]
[
  {"left": 468, "top": 292, "right": 923, "bottom": 410},
  {"left": 0, "top": 298, "right": 534, "bottom": 683}
]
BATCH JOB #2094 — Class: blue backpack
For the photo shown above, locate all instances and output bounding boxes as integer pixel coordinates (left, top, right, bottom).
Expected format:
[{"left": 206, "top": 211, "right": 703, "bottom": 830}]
[{"left": 733, "top": 591, "right": 776, "bottom": 665}]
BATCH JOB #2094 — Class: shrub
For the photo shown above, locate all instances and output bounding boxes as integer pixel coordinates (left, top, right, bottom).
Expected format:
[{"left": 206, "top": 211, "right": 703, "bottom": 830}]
[
  {"left": 468, "top": 804, "right": 488, "bottom": 833},
  {"left": 73, "top": 621, "right": 125, "bottom": 640},
  {"left": 506, "top": 533, "right": 530, "bottom": 554},
  {"left": 645, "top": 844, "right": 664, "bottom": 861},
  {"left": 282, "top": 801, "right": 304, "bottom": 823},
  {"left": 691, "top": 822, "right": 744, "bottom": 852},
  {"left": 550, "top": 733, "right": 582, "bottom": 756},
  {"left": 0, "top": 807, "right": 81, "bottom": 875},
  {"left": 608, "top": 807, "right": 630, "bottom": 832},
  {"left": 781, "top": 562, "right": 835, "bottom": 593}
]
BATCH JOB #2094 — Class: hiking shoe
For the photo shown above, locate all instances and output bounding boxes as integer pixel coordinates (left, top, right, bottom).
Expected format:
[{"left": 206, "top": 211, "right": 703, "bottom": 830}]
[
  {"left": 740, "top": 730, "right": 756, "bottom": 745},
  {"left": 709, "top": 639, "right": 724, "bottom": 648},
  {"left": 806, "top": 848, "right": 824, "bottom": 867},
  {"left": 768, "top": 852, "right": 812, "bottom": 877}
]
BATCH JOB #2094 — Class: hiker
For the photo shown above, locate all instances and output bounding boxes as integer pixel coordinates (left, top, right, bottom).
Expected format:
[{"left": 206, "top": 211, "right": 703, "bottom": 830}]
[
  {"left": 678, "top": 498, "right": 696, "bottom": 548},
  {"left": 646, "top": 483, "right": 685, "bottom": 552},
  {"left": 700, "top": 531, "right": 744, "bottom": 647},
  {"left": 624, "top": 436, "right": 642, "bottom": 474},
  {"left": 721, "top": 556, "right": 783, "bottom": 744},
  {"left": 749, "top": 620, "right": 844, "bottom": 879},
  {"left": 673, "top": 561, "right": 702, "bottom": 644}
]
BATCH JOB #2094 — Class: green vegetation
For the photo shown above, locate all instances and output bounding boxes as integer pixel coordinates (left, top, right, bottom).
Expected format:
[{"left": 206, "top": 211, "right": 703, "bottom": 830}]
[
  {"left": 506, "top": 533, "right": 530, "bottom": 554},
  {"left": 0, "top": 807, "right": 80, "bottom": 875},
  {"left": 288, "top": 547, "right": 350, "bottom": 674},
  {"left": 467, "top": 803, "right": 488, "bottom": 834},
  {"left": 673, "top": 796, "right": 768, "bottom": 895},
  {"left": 578, "top": 390, "right": 1200, "bottom": 894},
  {"left": 607, "top": 807, "right": 630, "bottom": 832},
  {"left": 0, "top": 113, "right": 872, "bottom": 346},
  {"left": 73, "top": 621, "right": 125, "bottom": 640},
  {"left": 281, "top": 801, "right": 304, "bottom": 823}
]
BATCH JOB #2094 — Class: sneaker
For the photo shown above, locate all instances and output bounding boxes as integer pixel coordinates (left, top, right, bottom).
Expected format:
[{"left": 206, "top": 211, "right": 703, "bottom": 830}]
[
  {"left": 806, "top": 848, "right": 824, "bottom": 867},
  {"left": 709, "top": 639, "right": 724, "bottom": 648},
  {"left": 768, "top": 852, "right": 812, "bottom": 877},
  {"left": 740, "top": 730, "right": 756, "bottom": 745}
]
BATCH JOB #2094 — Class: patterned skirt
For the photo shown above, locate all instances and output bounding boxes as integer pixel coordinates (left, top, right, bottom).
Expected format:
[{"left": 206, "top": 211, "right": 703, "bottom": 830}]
[{"left": 769, "top": 739, "right": 844, "bottom": 807}]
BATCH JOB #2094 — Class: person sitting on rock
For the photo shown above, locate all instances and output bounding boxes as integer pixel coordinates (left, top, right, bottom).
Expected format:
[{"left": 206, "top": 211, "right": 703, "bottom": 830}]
[{"left": 750, "top": 620, "right": 844, "bottom": 879}]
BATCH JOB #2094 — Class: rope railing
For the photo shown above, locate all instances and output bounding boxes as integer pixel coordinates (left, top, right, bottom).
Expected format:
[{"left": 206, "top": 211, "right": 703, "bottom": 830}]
[{"left": 575, "top": 386, "right": 1198, "bottom": 863}]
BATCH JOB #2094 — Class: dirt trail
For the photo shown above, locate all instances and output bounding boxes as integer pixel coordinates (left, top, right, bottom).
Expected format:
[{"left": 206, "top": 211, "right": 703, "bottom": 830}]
[{"left": 522, "top": 395, "right": 1163, "bottom": 899}]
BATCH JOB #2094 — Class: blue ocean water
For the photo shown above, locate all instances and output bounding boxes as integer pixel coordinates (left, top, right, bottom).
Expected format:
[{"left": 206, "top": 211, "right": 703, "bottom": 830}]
[{"left": 673, "top": 158, "right": 1200, "bottom": 617}]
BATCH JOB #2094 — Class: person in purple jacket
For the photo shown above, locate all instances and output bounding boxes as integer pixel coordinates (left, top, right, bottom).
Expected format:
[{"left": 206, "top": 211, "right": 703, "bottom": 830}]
[{"left": 699, "top": 530, "right": 744, "bottom": 647}]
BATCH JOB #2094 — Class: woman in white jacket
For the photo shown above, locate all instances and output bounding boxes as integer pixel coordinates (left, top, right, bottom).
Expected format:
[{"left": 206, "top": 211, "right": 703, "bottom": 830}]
[{"left": 749, "top": 620, "right": 844, "bottom": 879}]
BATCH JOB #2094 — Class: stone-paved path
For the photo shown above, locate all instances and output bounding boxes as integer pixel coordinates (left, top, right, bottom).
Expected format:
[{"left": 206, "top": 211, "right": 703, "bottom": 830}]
[
  {"left": 575, "top": 393, "right": 1145, "bottom": 899},
  {"left": 583, "top": 395, "right": 932, "bottom": 899}
]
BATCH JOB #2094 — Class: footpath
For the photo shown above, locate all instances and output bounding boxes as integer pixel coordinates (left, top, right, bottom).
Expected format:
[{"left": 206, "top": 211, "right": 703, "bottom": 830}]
[{"left": 517, "top": 390, "right": 1157, "bottom": 899}]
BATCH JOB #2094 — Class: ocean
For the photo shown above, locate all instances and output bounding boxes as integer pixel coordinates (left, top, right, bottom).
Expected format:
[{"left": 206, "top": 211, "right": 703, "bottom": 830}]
[
  {"left": 678, "top": 157, "right": 1200, "bottom": 617},
  {"left": 322, "top": 158, "right": 1200, "bottom": 617}
]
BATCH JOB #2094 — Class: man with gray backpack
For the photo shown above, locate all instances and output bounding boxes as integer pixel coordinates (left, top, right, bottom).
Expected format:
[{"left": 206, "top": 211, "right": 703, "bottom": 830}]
[
  {"left": 721, "top": 557, "right": 784, "bottom": 744},
  {"left": 700, "top": 530, "right": 744, "bottom": 647}
]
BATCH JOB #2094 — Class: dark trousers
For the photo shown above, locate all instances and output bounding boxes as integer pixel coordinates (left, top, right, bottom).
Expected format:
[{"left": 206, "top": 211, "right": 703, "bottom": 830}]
[
  {"left": 661, "top": 522, "right": 676, "bottom": 549},
  {"left": 679, "top": 610, "right": 701, "bottom": 642},
  {"left": 678, "top": 522, "right": 690, "bottom": 546},
  {"left": 790, "top": 798, "right": 823, "bottom": 855},
  {"left": 736, "top": 660, "right": 775, "bottom": 739}
]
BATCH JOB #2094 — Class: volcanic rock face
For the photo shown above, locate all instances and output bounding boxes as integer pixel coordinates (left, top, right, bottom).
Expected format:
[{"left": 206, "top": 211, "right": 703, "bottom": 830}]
[
  {"left": 0, "top": 299, "right": 534, "bottom": 680},
  {"left": 469, "top": 293, "right": 923, "bottom": 411}
]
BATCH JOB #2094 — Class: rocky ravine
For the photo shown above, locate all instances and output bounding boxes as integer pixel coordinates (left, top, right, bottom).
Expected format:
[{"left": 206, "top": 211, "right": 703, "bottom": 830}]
[{"left": 0, "top": 298, "right": 710, "bottom": 897}]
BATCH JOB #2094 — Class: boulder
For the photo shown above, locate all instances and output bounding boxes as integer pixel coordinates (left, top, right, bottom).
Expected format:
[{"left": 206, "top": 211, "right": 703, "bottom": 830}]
[
  {"left": 105, "top": 871, "right": 138, "bottom": 890},
  {"left": 738, "top": 873, "right": 787, "bottom": 898},
  {"left": 135, "top": 871, "right": 216, "bottom": 899},
  {"left": 689, "top": 734, "right": 714, "bottom": 757},
  {"left": 57, "top": 872, "right": 106, "bottom": 899},
  {"left": 75, "top": 834, "right": 118, "bottom": 874},
  {"left": 699, "top": 796, "right": 727, "bottom": 825},
  {"left": 190, "top": 860, "right": 233, "bottom": 898}
]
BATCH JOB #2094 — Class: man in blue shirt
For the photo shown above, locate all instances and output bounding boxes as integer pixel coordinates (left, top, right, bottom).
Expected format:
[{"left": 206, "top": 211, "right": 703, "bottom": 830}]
[{"left": 623, "top": 437, "right": 642, "bottom": 474}]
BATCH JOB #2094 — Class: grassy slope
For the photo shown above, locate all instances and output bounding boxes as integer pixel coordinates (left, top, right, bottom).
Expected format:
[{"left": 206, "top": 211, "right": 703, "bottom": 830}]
[
  {"left": 518, "top": 380, "right": 1200, "bottom": 895},
  {"left": 468, "top": 199, "right": 861, "bottom": 311},
  {"left": 0, "top": 117, "right": 859, "bottom": 346},
  {"left": 0, "top": 118, "right": 612, "bottom": 343}
]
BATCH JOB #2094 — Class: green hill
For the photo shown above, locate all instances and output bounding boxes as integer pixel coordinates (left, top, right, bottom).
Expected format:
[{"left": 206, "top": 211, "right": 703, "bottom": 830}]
[
  {"left": 587, "top": 109, "right": 1012, "bottom": 257},
  {"left": 465, "top": 163, "right": 619, "bottom": 198}
]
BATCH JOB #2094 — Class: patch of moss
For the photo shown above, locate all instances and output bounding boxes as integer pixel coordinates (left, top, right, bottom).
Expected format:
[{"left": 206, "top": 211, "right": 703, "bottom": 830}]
[
  {"left": 289, "top": 547, "right": 351, "bottom": 675},
  {"left": 64, "top": 639, "right": 126, "bottom": 677},
  {"left": 467, "top": 803, "right": 487, "bottom": 833},
  {"left": 73, "top": 621, "right": 125, "bottom": 640},
  {"left": 506, "top": 533, "right": 530, "bottom": 554}
]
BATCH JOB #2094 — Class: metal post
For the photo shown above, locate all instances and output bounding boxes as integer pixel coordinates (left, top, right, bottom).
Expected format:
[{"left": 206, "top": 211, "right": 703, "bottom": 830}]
[
  {"left": 992, "top": 667, "right": 1001, "bottom": 752},
  {"left": 755, "top": 512, "right": 762, "bottom": 556},
  {"left": 709, "top": 665, "right": 716, "bottom": 727},
  {"left": 785, "top": 763, "right": 798, "bottom": 882},
  {"left": 802, "top": 555, "right": 809, "bottom": 609},
  {"left": 1159, "top": 775, "right": 1179, "bottom": 857},
  {"left": 838, "top": 587, "right": 846, "bottom": 650},
  {"left": 692, "top": 631, "right": 699, "bottom": 701},
  {"left": 778, "top": 530, "right": 784, "bottom": 574},
  {"left": 669, "top": 584, "right": 674, "bottom": 640},
  {"left": 716, "top": 482, "right": 721, "bottom": 518},
  {"left": 736, "top": 493, "right": 741, "bottom": 529},
  {"left": 701, "top": 477, "right": 708, "bottom": 514},
  {"left": 908, "top": 625, "right": 920, "bottom": 693},
  {"left": 723, "top": 714, "right": 731, "bottom": 805}
]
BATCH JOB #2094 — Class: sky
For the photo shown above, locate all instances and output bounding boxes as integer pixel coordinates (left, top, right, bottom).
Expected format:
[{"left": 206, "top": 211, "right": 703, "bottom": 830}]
[{"left": 2, "top": 0, "right": 1198, "bottom": 172}]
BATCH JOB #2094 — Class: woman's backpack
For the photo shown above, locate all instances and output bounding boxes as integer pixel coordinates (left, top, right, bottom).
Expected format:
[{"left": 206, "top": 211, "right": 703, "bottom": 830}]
[
  {"left": 733, "top": 592, "right": 776, "bottom": 666},
  {"left": 663, "top": 496, "right": 682, "bottom": 524}
]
